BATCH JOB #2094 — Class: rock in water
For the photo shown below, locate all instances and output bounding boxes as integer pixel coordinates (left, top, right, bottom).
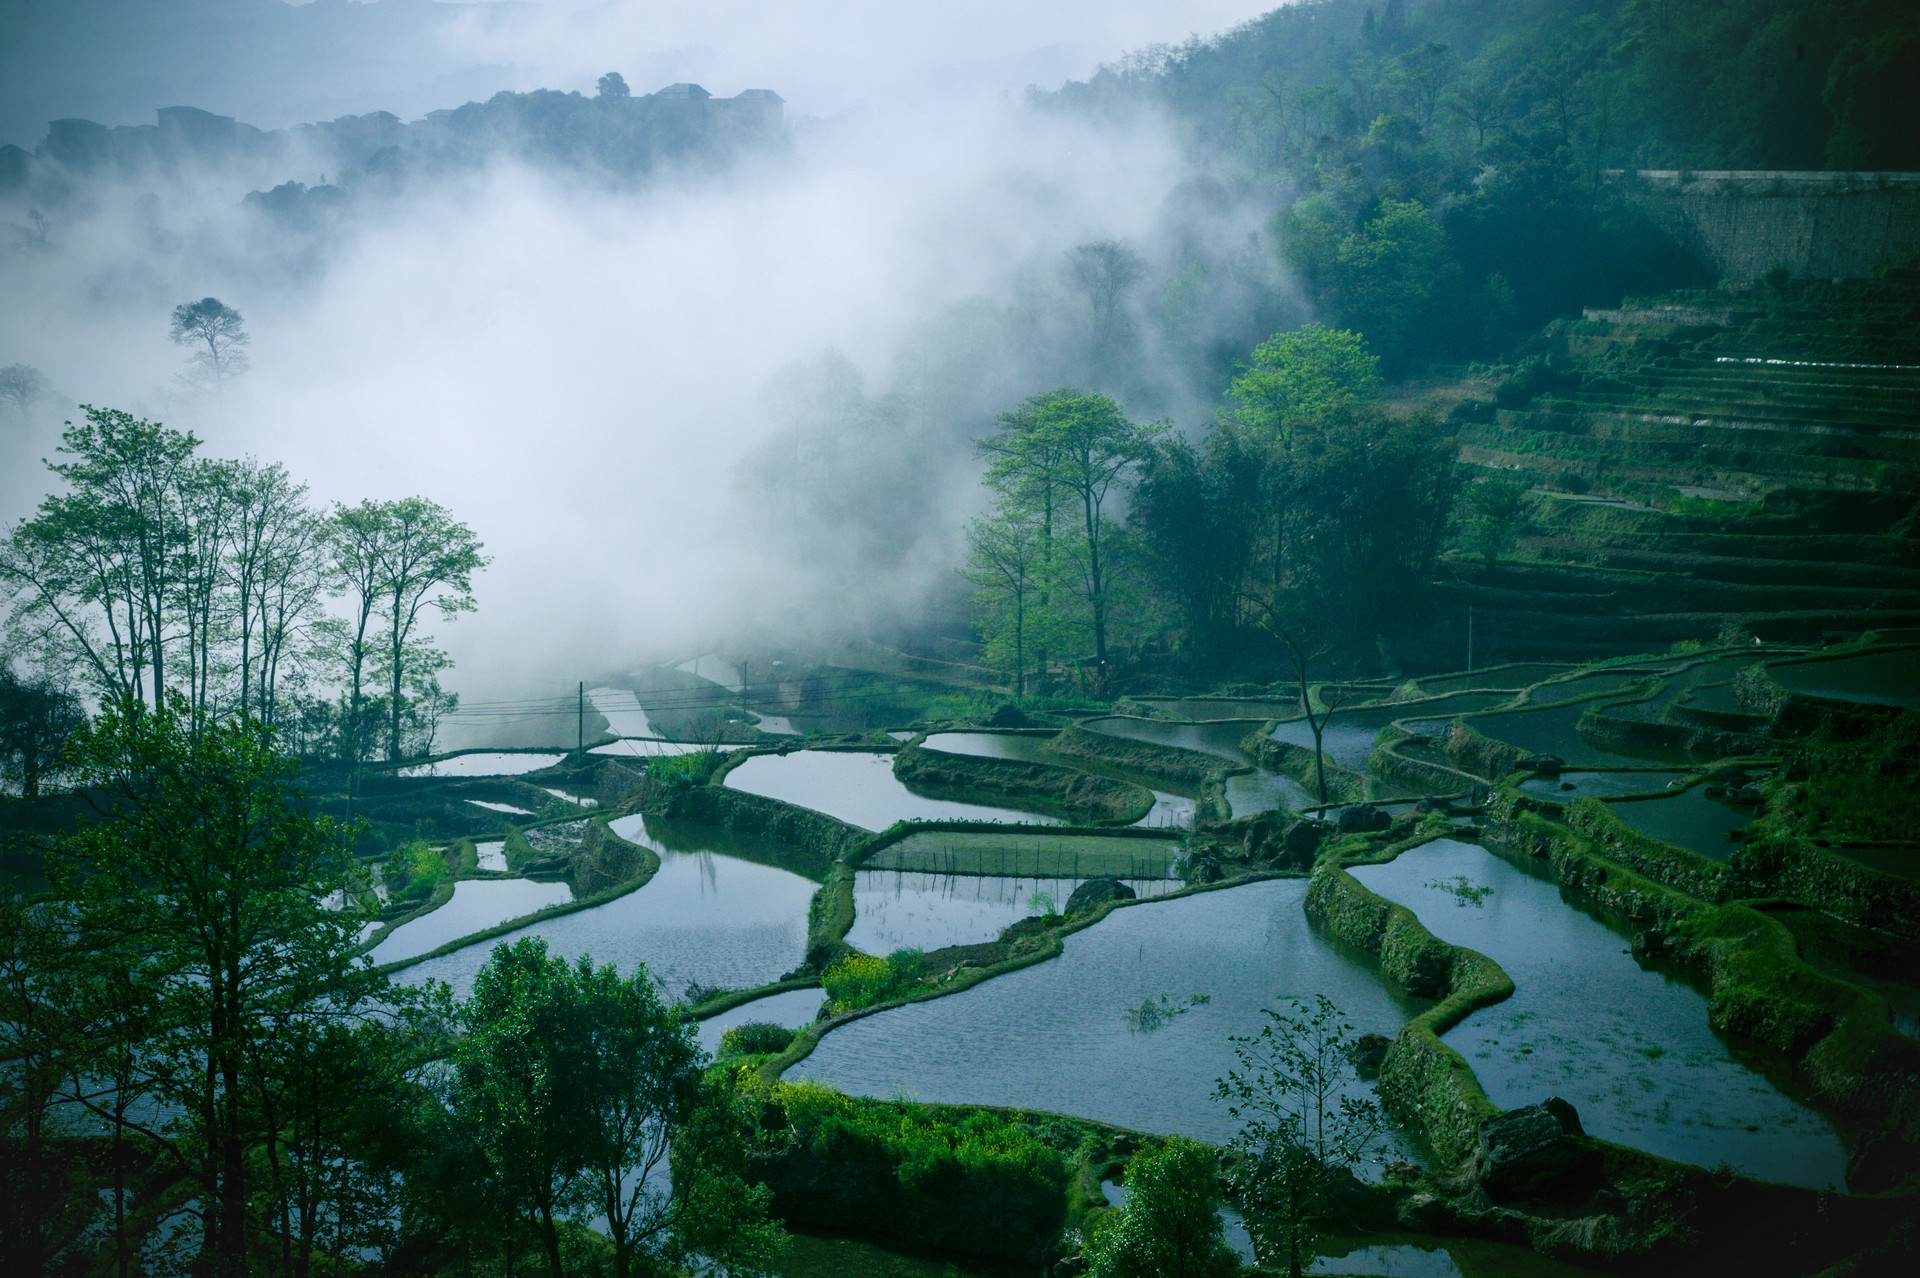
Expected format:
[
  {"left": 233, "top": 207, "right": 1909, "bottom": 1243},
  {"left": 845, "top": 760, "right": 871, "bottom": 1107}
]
[
  {"left": 1470, "top": 1099, "right": 1590, "bottom": 1201},
  {"left": 1065, "top": 876, "right": 1136, "bottom": 914},
  {"left": 1337, "top": 803, "right": 1392, "bottom": 833},
  {"left": 1346, "top": 1031, "right": 1392, "bottom": 1078}
]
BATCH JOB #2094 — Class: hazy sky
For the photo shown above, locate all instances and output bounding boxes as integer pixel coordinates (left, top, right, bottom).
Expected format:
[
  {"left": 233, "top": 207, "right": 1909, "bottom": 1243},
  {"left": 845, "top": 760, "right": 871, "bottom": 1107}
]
[
  {"left": 2, "top": 0, "right": 1281, "bottom": 146},
  {"left": 1, "top": 0, "right": 1289, "bottom": 711}
]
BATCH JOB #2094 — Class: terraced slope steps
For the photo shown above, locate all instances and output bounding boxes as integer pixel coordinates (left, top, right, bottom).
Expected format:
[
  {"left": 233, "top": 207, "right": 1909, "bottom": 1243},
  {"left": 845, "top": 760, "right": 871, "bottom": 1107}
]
[{"left": 1418, "top": 272, "right": 1920, "bottom": 662}]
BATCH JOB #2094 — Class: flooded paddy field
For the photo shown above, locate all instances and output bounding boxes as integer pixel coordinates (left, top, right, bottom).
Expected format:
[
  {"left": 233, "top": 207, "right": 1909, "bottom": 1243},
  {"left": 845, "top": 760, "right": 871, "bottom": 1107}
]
[
  {"left": 398, "top": 751, "right": 564, "bottom": 777},
  {"left": 1465, "top": 702, "right": 1688, "bottom": 768},
  {"left": 466, "top": 798, "right": 537, "bottom": 815},
  {"left": 370, "top": 877, "right": 573, "bottom": 965},
  {"left": 1350, "top": 840, "right": 1847, "bottom": 1187},
  {"left": 1307, "top": 1234, "right": 1605, "bottom": 1277},
  {"left": 1517, "top": 770, "right": 1690, "bottom": 801},
  {"left": 589, "top": 739, "right": 753, "bottom": 758},
  {"left": 1765, "top": 904, "right": 1920, "bottom": 1040},
  {"left": 1224, "top": 766, "right": 1317, "bottom": 815},
  {"left": 398, "top": 812, "right": 817, "bottom": 1000},
  {"left": 725, "top": 750, "right": 1065, "bottom": 830},
  {"left": 789, "top": 879, "right": 1424, "bottom": 1149},
  {"left": 1605, "top": 788, "right": 1755, "bottom": 862},
  {"left": 1269, "top": 693, "right": 1514, "bottom": 770},
  {"left": 1413, "top": 664, "right": 1573, "bottom": 694},
  {"left": 1131, "top": 695, "right": 1302, "bottom": 720},
  {"left": 1768, "top": 649, "right": 1920, "bottom": 707},
  {"left": 1522, "top": 668, "right": 1663, "bottom": 704},
  {"left": 848, "top": 869, "right": 1176, "bottom": 952},
  {"left": 1074, "top": 717, "right": 1264, "bottom": 762},
  {"left": 473, "top": 839, "right": 508, "bottom": 871},
  {"left": 586, "top": 686, "right": 655, "bottom": 737}
]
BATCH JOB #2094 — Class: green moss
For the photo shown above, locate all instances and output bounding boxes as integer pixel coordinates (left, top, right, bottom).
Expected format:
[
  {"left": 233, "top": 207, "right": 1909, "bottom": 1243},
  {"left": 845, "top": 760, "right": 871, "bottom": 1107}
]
[{"left": 1304, "top": 861, "right": 1508, "bottom": 1163}]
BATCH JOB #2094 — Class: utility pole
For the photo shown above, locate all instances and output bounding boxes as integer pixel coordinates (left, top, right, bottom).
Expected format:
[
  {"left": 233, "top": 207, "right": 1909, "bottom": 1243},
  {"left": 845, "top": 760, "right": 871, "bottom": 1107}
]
[{"left": 577, "top": 681, "right": 584, "bottom": 751}]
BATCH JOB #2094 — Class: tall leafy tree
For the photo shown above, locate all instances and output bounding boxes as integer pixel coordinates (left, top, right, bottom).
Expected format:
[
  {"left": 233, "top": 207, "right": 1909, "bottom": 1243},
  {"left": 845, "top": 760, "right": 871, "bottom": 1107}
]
[
  {"left": 1066, "top": 239, "right": 1147, "bottom": 379},
  {"left": 222, "top": 459, "right": 324, "bottom": 728},
  {"left": 450, "top": 938, "right": 780, "bottom": 1278},
  {"left": 372, "top": 497, "right": 486, "bottom": 762},
  {"left": 0, "top": 665, "right": 86, "bottom": 797},
  {"left": 982, "top": 390, "right": 1160, "bottom": 671},
  {"left": 0, "top": 408, "right": 200, "bottom": 709},
  {"left": 961, "top": 498, "right": 1059, "bottom": 696},
  {"left": 0, "top": 363, "right": 50, "bottom": 420},
  {"left": 0, "top": 898, "right": 97, "bottom": 1276},
  {"left": 50, "top": 696, "right": 382, "bottom": 1278}
]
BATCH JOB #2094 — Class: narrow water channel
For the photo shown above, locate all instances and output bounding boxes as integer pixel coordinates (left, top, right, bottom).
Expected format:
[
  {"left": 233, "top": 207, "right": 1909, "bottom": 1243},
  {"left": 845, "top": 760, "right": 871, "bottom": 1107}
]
[
  {"left": 1348, "top": 840, "right": 1848, "bottom": 1187},
  {"left": 789, "top": 880, "right": 1424, "bottom": 1149}
]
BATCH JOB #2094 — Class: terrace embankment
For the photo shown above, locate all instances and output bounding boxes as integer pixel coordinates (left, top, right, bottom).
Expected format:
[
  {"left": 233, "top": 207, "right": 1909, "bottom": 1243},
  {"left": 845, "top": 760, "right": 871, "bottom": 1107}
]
[
  {"left": 1043, "top": 722, "right": 1225, "bottom": 786},
  {"left": 892, "top": 742, "right": 1153, "bottom": 825}
]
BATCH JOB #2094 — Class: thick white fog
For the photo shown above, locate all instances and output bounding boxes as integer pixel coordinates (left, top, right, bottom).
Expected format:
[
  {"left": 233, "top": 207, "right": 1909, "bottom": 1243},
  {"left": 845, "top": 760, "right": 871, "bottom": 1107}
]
[{"left": 0, "top": 0, "right": 1290, "bottom": 709}]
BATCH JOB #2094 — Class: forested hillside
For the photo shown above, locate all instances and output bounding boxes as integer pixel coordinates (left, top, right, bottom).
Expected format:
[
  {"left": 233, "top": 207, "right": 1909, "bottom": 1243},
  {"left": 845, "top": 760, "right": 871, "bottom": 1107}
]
[{"left": 1038, "top": 0, "right": 1920, "bottom": 370}]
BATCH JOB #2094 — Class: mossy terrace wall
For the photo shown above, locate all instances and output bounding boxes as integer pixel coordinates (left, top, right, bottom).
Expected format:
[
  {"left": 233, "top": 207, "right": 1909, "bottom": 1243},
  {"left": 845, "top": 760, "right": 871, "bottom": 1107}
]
[
  {"left": 1044, "top": 721, "right": 1225, "bottom": 786},
  {"left": 1304, "top": 850, "right": 1507, "bottom": 1162},
  {"left": 892, "top": 741, "right": 1153, "bottom": 824},
  {"left": 1486, "top": 791, "right": 1920, "bottom": 1192}
]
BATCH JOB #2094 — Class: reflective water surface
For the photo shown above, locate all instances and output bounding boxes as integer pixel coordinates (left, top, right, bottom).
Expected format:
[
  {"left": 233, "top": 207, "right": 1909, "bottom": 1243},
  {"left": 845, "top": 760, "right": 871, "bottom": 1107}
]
[
  {"left": 1517, "top": 771, "right": 1689, "bottom": 801},
  {"left": 1769, "top": 650, "right": 1920, "bottom": 707},
  {"left": 370, "top": 878, "right": 572, "bottom": 965},
  {"left": 1350, "top": 840, "right": 1847, "bottom": 1187},
  {"left": 1465, "top": 703, "right": 1685, "bottom": 768},
  {"left": 725, "top": 750, "right": 1064, "bottom": 830},
  {"left": 695, "top": 987, "right": 827, "bottom": 1057},
  {"left": 400, "top": 813, "right": 817, "bottom": 1000},
  {"left": 1605, "top": 789, "right": 1754, "bottom": 862},
  {"left": 848, "top": 869, "right": 1175, "bottom": 953},
  {"left": 790, "top": 880, "right": 1424, "bottom": 1149},
  {"left": 398, "top": 752, "right": 563, "bottom": 777},
  {"left": 922, "top": 732, "right": 1194, "bottom": 827},
  {"left": 587, "top": 686, "right": 655, "bottom": 737}
]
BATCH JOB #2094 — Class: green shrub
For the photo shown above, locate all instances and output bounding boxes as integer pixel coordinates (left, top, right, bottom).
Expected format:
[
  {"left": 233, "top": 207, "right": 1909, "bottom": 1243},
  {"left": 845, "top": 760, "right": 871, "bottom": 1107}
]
[
  {"left": 718, "top": 1021, "right": 798, "bottom": 1058},
  {"left": 822, "top": 949, "right": 926, "bottom": 1011},
  {"left": 383, "top": 839, "right": 446, "bottom": 901},
  {"left": 763, "top": 1079, "right": 1071, "bottom": 1260},
  {"left": 648, "top": 750, "right": 721, "bottom": 789}
]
